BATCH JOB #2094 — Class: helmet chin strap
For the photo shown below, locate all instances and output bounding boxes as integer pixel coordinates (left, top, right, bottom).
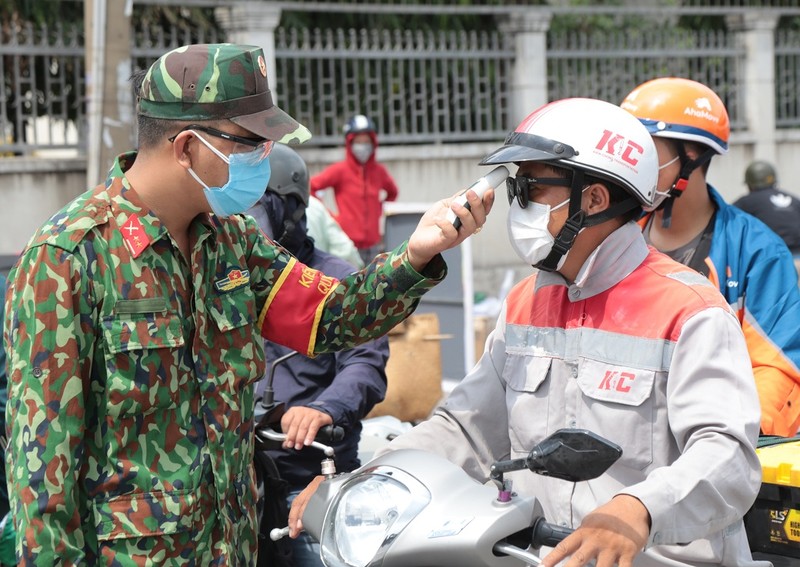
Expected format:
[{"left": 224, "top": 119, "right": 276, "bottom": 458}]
[
  {"left": 658, "top": 143, "right": 716, "bottom": 228},
  {"left": 535, "top": 170, "right": 642, "bottom": 273},
  {"left": 535, "top": 170, "right": 587, "bottom": 273}
]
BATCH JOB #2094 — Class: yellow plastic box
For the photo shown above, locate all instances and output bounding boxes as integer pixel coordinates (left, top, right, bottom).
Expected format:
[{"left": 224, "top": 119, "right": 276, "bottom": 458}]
[{"left": 744, "top": 440, "right": 800, "bottom": 558}]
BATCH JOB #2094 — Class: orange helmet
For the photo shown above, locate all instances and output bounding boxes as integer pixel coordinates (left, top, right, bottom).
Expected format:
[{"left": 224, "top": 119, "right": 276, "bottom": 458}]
[{"left": 620, "top": 77, "right": 729, "bottom": 155}]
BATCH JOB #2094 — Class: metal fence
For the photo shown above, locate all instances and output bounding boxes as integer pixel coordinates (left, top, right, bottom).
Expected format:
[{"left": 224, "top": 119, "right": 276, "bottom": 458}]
[
  {"left": 776, "top": 28, "right": 800, "bottom": 129},
  {"left": 0, "top": 22, "right": 86, "bottom": 155},
  {"left": 548, "top": 28, "right": 745, "bottom": 130},
  {"left": 131, "top": 22, "right": 222, "bottom": 73},
  {"left": 274, "top": 27, "right": 513, "bottom": 146},
  {"left": 0, "top": 19, "right": 221, "bottom": 157},
  {"left": 2, "top": 8, "right": 800, "bottom": 155}
]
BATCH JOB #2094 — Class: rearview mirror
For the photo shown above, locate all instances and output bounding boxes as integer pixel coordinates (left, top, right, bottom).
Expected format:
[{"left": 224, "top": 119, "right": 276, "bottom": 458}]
[
  {"left": 490, "top": 428, "right": 622, "bottom": 483},
  {"left": 526, "top": 428, "right": 622, "bottom": 482}
]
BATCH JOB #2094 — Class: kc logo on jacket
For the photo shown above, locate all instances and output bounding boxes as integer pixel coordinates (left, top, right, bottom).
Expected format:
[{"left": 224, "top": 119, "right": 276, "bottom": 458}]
[
  {"left": 598, "top": 370, "right": 636, "bottom": 393},
  {"left": 577, "top": 359, "right": 655, "bottom": 406}
]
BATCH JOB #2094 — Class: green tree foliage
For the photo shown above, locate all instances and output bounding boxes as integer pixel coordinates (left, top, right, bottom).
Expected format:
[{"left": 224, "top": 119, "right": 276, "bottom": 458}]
[{"left": 0, "top": 0, "right": 83, "bottom": 27}]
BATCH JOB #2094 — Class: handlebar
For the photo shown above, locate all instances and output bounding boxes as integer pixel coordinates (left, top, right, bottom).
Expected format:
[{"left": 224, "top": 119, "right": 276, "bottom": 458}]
[
  {"left": 530, "top": 516, "right": 574, "bottom": 548},
  {"left": 254, "top": 424, "right": 345, "bottom": 457},
  {"left": 316, "top": 424, "right": 345, "bottom": 443},
  {"left": 499, "top": 517, "right": 575, "bottom": 565},
  {"left": 255, "top": 348, "right": 346, "bottom": 450}
]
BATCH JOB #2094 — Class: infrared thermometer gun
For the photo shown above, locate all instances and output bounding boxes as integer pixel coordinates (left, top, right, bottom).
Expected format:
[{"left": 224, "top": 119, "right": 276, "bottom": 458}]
[{"left": 446, "top": 165, "right": 509, "bottom": 230}]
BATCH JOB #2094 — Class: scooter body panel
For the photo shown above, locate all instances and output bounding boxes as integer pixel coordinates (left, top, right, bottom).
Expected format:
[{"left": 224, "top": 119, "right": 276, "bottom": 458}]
[{"left": 304, "top": 449, "right": 539, "bottom": 567}]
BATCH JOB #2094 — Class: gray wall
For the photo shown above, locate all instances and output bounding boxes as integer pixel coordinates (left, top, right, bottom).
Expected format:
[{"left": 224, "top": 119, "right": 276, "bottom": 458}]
[
  {"left": 0, "top": 158, "right": 87, "bottom": 256},
  {"left": 0, "top": 135, "right": 793, "bottom": 296}
]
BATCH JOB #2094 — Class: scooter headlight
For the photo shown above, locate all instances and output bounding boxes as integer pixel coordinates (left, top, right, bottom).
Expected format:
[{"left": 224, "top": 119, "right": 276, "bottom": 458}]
[{"left": 320, "top": 466, "right": 430, "bottom": 567}]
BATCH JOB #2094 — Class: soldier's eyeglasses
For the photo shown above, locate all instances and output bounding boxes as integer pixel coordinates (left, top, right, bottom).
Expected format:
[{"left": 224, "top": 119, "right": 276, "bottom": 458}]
[
  {"left": 506, "top": 175, "right": 572, "bottom": 208},
  {"left": 169, "top": 124, "right": 274, "bottom": 161}
]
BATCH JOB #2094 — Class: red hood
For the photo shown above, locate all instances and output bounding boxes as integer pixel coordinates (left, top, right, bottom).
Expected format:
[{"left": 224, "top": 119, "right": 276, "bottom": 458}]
[{"left": 344, "top": 130, "right": 379, "bottom": 166}]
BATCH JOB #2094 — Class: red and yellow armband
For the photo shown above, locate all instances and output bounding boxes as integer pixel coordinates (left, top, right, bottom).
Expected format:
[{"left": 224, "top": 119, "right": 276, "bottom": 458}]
[{"left": 257, "top": 258, "right": 339, "bottom": 355}]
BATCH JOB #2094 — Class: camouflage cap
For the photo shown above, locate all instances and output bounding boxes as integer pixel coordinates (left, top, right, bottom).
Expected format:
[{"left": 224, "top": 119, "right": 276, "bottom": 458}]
[{"left": 138, "top": 43, "right": 311, "bottom": 145}]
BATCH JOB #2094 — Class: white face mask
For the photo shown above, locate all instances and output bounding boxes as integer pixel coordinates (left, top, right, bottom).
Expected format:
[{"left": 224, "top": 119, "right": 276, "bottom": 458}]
[
  {"left": 651, "top": 154, "right": 681, "bottom": 206},
  {"left": 351, "top": 142, "right": 374, "bottom": 164},
  {"left": 507, "top": 196, "right": 571, "bottom": 268}
]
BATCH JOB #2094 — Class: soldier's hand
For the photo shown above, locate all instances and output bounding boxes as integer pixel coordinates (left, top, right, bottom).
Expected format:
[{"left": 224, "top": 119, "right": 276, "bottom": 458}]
[
  {"left": 406, "top": 187, "right": 494, "bottom": 272},
  {"left": 281, "top": 406, "right": 334, "bottom": 450}
]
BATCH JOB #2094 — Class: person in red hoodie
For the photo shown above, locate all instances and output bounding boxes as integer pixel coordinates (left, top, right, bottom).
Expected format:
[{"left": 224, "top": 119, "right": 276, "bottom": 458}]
[{"left": 310, "top": 114, "right": 399, "bottom": 264}]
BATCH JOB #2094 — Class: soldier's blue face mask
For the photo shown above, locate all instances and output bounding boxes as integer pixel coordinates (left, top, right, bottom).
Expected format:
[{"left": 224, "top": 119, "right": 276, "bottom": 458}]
[{"left": 185, "top": 130, "right": 274, "bottom": 218}]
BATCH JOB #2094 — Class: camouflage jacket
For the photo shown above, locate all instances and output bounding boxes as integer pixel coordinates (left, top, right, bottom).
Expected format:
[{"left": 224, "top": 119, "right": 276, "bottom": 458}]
[{"left": 3, "top": 152, "right": 444, "bottom": 566}]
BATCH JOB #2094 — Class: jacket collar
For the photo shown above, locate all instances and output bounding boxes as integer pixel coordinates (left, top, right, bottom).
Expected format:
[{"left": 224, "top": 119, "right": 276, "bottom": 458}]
[
  {"left": 535, "top": 221, "right": 649, "bottom": 301},
  {"left": 107, "top": 152, "right": 217, "bottom": 253}
]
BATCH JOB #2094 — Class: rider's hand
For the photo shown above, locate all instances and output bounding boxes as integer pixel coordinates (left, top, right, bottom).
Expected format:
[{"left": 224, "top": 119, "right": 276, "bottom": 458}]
[
  {"left": 288, "top": 475, "right": 325, "bottom": 538},
  {"left": 281, "top": 406, "right": 334, "bottom": 450},
  {"left": 541, "top": 494, "right": 650, "bottom": 567},
  {"left": 406, "top": 188, "right": 494, "bottom": 272}
]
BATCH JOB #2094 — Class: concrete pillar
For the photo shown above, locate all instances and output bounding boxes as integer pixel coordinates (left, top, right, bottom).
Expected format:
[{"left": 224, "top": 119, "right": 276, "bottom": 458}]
[
  {"left": 499, "top": 10, "right": 553, "bottom": 127},
  {"left": 726, "top": 11, "right": 780, "bottom": 162},
  {"left": 215, "top": 2, "right": 283, "bottom": 103},
  {"left": 84, "top": 0, "right": 132, "bottom": 185}
]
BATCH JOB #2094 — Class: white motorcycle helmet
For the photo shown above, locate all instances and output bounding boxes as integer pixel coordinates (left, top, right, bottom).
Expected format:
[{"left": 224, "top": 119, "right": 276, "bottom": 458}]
[{"left": 480, "top": 98, "right": 659, "bottom": 271}]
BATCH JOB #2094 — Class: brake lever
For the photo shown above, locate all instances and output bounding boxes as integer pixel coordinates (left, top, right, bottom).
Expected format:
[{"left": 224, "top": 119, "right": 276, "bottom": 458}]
[{"left": 254, "top": 428, "right": 336, "bottom": 458}]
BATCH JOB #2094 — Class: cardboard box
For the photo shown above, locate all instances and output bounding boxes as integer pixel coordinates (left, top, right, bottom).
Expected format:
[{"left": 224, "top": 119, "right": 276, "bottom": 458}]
[
  {"left": 473, "top": 315, "right": 494, "bottom": 363},
  {"left": 367, "top": 313, "right": 444, "bottom": 423},
  {"left": 744, "top": 440, "right": 800, "bottom": 558}
]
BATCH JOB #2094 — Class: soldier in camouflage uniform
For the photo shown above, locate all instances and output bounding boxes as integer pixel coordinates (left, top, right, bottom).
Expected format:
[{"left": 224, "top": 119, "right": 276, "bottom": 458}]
[{"left": 2, "top": 43, "right": 492, "bottom": 566}]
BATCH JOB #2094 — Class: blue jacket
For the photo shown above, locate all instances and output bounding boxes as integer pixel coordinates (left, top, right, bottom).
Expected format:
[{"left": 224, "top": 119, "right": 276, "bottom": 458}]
[
  {"left": 695, "top": 186, "right": 800, "bottom": 435},
  {"left": 258, "top": 250, "right": 389, "bottom": 488}
]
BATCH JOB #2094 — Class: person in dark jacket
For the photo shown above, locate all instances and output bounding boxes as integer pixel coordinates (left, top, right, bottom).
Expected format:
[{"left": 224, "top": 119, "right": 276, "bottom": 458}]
[
  {"left": 247, "top": 144, "right": 389, "bottom": 567},
  {"left": 734, "top": 160, "right": 800, "bottom": 256}
]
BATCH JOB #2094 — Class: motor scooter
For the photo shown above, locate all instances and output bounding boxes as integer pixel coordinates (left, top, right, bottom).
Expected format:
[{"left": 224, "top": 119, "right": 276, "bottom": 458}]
[{"left": 272, "top": 428, "right": 621, "bottom": 567}]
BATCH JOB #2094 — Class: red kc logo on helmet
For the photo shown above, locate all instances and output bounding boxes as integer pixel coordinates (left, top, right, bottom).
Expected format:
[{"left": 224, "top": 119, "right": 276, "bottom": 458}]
[{"left": 595, "top": 129, "right": 643, "bottom": 167}]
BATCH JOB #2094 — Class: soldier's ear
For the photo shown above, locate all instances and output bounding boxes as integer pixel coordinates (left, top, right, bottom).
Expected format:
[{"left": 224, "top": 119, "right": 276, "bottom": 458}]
[{"left": 171, "top": 130, "right": 195, "bottom": 170}]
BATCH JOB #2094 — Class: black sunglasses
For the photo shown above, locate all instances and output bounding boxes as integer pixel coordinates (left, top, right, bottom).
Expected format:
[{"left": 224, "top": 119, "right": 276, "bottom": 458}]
[
  {"left": 168, "top": 124, "right": 266, "bottom": 148},
  {"left": 506, "top": 175, "right": 572, "bottom": 209}
]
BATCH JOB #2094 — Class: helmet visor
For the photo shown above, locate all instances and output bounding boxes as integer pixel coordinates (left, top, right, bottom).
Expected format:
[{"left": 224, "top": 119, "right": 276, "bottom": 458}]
[{"left": 480, "top": 132, "right": 578, "bottom": 166}]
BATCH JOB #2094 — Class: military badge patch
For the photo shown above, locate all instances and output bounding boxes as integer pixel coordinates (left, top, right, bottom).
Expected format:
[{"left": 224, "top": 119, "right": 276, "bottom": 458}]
[
  {"left": 215, "top": 267, "right": 251, "bottom": 293},
  {"left": 121, "top": 214, "right": 151, "bottom": 258}
]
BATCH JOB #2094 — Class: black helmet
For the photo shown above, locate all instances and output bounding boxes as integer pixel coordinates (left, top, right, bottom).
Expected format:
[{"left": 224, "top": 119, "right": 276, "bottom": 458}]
[
  {"left": 744, "top": 160, "right": 777, "bottom": 191},
  {"left": 343, "top": 114, "right": 376, "bottom": 135},
  {"left": 266, "top": 143, "right": 309, "bottom": 206}
]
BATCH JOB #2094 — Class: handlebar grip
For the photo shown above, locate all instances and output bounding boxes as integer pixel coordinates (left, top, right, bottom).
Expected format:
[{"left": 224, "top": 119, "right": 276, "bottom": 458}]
[
  {"left": 531, "top": 517, "right": 574, "bottom": 548},
  {"left": 317, "top": 425, "right": 345, "bottom": 443}
]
